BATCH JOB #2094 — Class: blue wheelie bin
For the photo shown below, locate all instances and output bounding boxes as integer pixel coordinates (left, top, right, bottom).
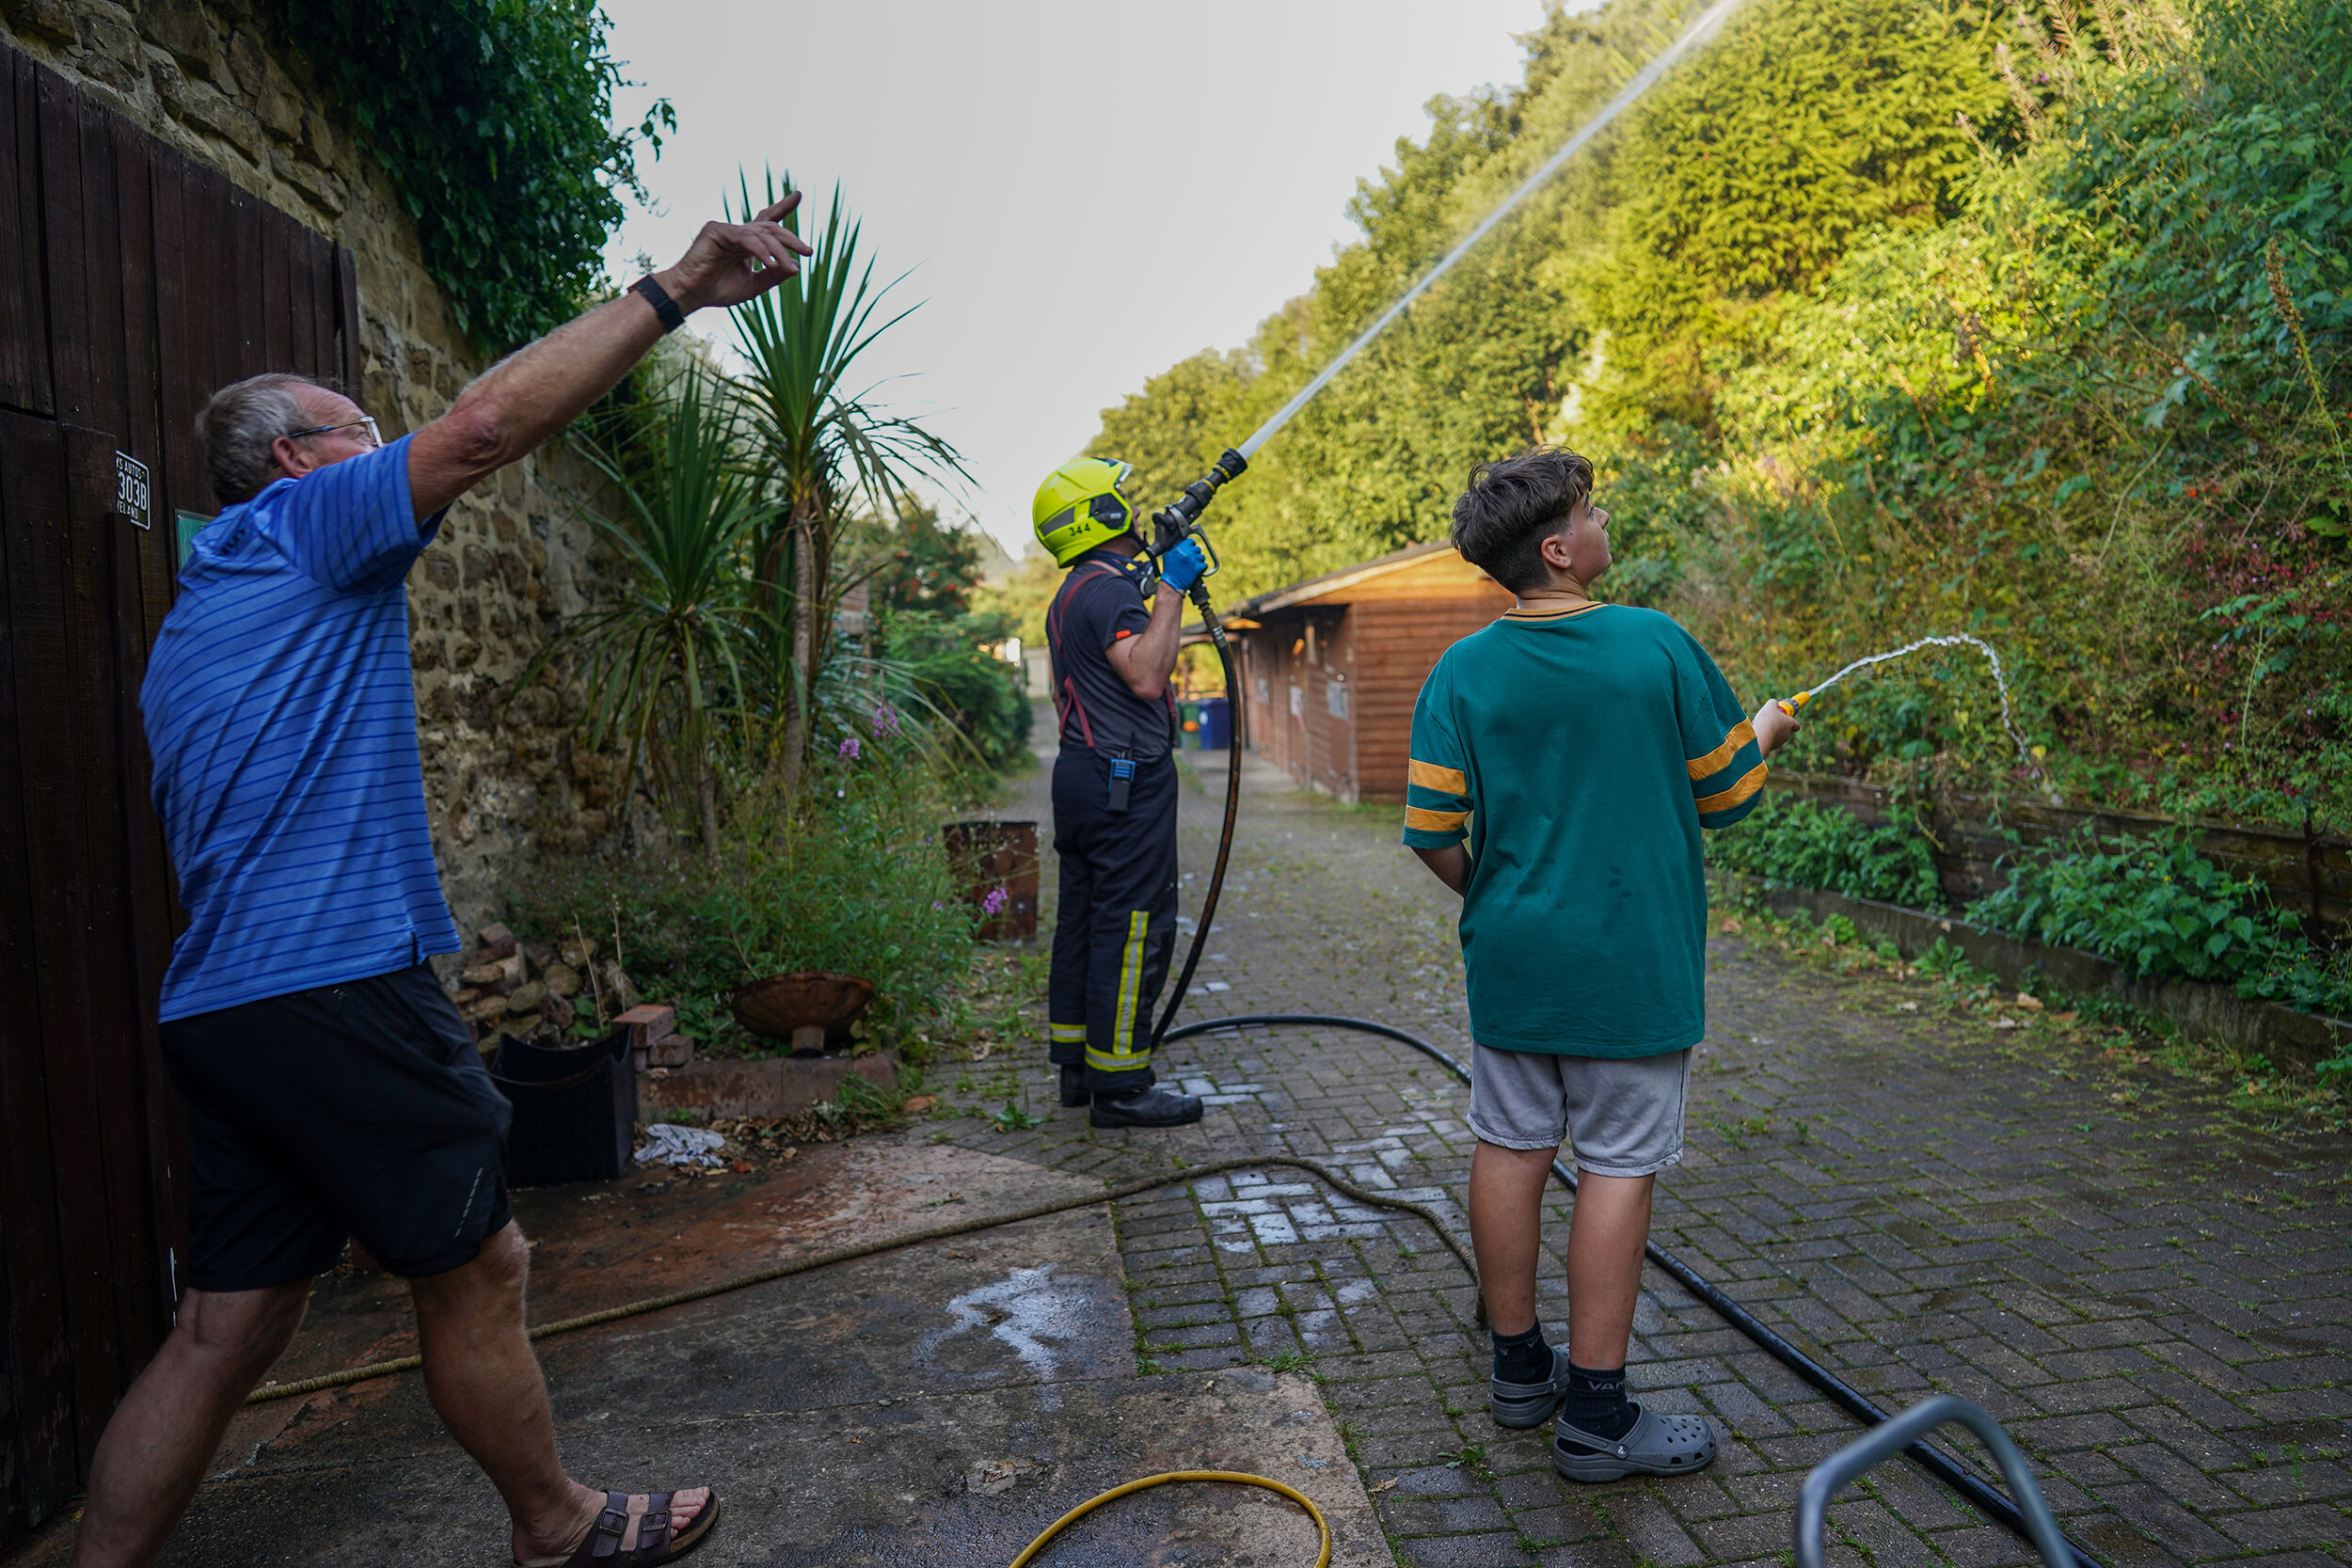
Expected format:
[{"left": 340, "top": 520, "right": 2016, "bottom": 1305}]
[{"left": 1196, "top": 696, "right": 1231, "bottom": 751}]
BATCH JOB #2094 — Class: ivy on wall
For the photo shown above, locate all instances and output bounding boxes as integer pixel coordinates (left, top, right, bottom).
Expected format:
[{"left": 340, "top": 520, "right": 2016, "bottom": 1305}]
[{"left": 272, "top": 0, "right": 671, "bottom": 350}]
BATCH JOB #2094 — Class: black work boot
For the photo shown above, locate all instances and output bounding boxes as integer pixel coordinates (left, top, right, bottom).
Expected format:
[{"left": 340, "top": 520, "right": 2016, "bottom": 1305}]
[
  {"left": 1058, "top": 1065, "right": 1091, "bottom": 1108},
  {"left": 1089, "top": 1084, "right": 1204, "bottom": 1129}
]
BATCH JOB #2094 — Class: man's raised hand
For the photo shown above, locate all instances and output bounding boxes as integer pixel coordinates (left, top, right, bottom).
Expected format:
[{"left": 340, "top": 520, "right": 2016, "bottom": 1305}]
[{"left": 659, "top": 192, "right": 816, "bottom": 313}]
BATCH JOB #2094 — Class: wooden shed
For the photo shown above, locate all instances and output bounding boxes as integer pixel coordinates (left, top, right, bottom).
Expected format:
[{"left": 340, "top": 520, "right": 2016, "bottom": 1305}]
[{"left": 1214, "top": 542, "right": 1513, "bottom": 803}]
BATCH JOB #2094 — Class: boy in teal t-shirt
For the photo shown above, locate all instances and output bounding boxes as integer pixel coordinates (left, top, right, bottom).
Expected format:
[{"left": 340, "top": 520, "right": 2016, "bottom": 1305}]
[{"left": 1404, "top": 447, "right": 1798, "bottom": 1483}]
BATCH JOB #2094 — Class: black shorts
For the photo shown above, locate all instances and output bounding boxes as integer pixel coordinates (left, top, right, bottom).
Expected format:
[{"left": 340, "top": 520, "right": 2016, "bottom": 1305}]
[{"left": 161, "top": 963, "right": 514, "bottom": 1291}]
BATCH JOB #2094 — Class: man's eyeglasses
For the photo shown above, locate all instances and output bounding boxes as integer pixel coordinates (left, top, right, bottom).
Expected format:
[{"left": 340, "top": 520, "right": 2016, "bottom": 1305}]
[{"left": 286, "top": 416, "right": 381, "bottom": 449}]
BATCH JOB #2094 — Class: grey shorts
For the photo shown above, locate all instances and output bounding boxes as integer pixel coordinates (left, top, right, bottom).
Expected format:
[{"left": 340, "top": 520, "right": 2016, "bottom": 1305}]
[{"left": 1467, "top": 1045, "right": 1692, "bottom": 1177}]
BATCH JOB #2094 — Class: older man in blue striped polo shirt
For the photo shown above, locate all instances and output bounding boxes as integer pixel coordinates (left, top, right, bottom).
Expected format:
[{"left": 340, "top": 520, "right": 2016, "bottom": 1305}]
[{"left": 79, "top": 198, "right": 812, "bottom": 1568}]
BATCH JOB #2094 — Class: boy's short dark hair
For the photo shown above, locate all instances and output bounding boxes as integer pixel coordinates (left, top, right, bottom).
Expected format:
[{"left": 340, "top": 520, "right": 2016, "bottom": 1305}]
[{"left": 1450, "top": 447, "right": 1595, "bottom": 594}]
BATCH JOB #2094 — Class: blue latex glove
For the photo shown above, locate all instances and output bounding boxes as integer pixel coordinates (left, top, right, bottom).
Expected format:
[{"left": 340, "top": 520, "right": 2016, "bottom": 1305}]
[{"left": 1156, "top": 536, "right": 1211, "bottom": 594}]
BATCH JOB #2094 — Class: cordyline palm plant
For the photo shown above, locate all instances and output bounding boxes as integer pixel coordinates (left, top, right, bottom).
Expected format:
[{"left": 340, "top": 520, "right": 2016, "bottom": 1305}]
[
  {"left": 728, "top": 170, "right": 965, "bottom": 800},
  {"left": 526, "top": 362, "right": 768, "bottom": 854}
]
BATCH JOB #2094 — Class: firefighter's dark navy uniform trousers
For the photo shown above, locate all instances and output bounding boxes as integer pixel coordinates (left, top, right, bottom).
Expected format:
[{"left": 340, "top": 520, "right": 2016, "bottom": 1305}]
[{"left": 1048, "top": 746, "right": 1178, "bottom": 1094}]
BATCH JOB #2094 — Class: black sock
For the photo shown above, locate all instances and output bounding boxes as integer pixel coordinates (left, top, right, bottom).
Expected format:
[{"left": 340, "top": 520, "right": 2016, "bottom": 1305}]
[
  {"left": 1490, "top": 1323, "right": 1553, "bottom": 1385},
  {"left": 1560, "top": 1362, "right": 1636, "bottom": 1440}
]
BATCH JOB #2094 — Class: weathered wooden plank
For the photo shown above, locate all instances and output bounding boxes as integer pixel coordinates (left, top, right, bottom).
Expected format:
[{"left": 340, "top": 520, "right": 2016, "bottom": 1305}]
[
  {"left": 105, "top": 124, "right": 176, "bottom": 654},
  {"left": 230, "top": 184, "right": 264, "bottom": 381},
  {"left": 58, "top": 425, "right": 152, "bottom": 1465},
  {"left": 124, "top": 129, "right": 197, "bottom": 1307},
  {"left": 149, "top": 148, "right": 212, "bottom": 513},
  {"left": 334, "top": 241, "right": 362, "bottom": 394},
  {"left": 35, "top": 68, "right": 103, "bottom": 431},
  {"left": 82, "top": 94, "right": 139, "bottom": 448},
  {"left": 0, "top": 414, "right": 120, "bottom": 1487},
  {"left": 286, "top": 224, "right": 320, "bottom": 375},
  {"left": 0, "top": 412, "right": 78, "bottom": 1532},
  {"left": 309, "top": 235, "right": 340, "bottom": 385},
  {"left": 102, "top": 451, "right": 180, "bottom": 1366},
  {"left": 259, "top": 208, "right": 294, "bottom": 371},
  {"left": 0, "top": 45, "right": 54, "bottom": 418}
]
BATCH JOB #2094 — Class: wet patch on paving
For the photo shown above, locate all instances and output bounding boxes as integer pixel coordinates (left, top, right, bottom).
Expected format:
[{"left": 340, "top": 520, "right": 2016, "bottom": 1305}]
[{"left": 15, "top": 1134, "right": 1387, "bottom": 1567}]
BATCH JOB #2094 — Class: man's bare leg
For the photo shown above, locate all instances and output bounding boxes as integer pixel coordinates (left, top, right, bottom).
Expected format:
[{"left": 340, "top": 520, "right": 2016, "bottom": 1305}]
[
  {"left": 410, "top": 1222, "right": 707, "bottom": 1563},
  {"left": 1564, "top": 1170, "right": 1654, "bottom": 1370},
  {"left": 1467, "top": 1140, "right": 1561, "bottom": 1337},
  {"left": 71, "top": 1281, "right": 311, "bottom": 1568}
]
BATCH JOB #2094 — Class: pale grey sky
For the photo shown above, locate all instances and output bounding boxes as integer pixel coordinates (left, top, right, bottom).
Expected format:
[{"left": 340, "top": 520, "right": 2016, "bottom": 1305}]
[{"left": 600, "top": 0, "right": 1547, "bottom": 555}]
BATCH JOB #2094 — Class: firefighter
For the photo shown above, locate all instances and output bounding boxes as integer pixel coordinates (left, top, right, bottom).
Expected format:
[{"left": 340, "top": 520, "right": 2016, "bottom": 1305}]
[{"left": 1034, "top": 458, "right": 1213, "bottom": 1128}]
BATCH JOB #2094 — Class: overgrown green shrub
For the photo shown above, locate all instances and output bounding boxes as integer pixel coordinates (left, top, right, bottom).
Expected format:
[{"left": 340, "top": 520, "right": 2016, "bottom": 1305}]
[
  {"left": 876, "top": 608, "right": 1033, "bottom": 774},
  {"left": 512, "top": 731, "right": 974, "bottom": 1051},
  {"left": 713, "top": 738, "right": 975, "bottom": 1022},
  {"left": 1963, "top": 830, "right": 2340, "bottom": 1006},
  {"left": 2249, "top": 944, "right": 2352, "bottom": 1026},
  {"left": 1707, "top": 795, "right": 1944, "bottom": 909},
  {"left": 276, "top": 0, "right": 670, "bottom": 348}
]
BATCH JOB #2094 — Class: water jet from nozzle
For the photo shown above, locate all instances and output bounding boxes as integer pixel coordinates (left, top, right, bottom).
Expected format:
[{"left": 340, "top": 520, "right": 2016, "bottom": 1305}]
[
  {"left": 1774, "top": 633, "right": 2049, "bottom": 793},
  {"left": 1232, "top": 0, "right": 1755, "bottom": 464}
]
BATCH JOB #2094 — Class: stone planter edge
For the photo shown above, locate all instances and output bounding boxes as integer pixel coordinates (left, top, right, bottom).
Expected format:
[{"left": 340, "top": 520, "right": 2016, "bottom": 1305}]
[{"left": 637, "top": 1052, "right": 900, "bottom": 1121}]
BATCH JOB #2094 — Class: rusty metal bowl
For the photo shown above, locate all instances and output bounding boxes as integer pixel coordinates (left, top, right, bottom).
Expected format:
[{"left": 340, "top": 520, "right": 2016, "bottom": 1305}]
[{"left": 730, "top": 972, "right": 876, "bottom": 1053}]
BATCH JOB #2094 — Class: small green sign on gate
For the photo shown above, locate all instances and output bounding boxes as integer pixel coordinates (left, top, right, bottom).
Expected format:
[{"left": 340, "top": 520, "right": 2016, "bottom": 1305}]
[{"left": 174, "top": 510, "right": 212, "bottom": 568}]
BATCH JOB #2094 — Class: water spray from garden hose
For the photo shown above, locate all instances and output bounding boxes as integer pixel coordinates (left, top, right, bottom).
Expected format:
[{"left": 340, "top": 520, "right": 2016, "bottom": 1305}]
[{"left": 1773, "top": 633, "right": 2050, "bottom": 792}]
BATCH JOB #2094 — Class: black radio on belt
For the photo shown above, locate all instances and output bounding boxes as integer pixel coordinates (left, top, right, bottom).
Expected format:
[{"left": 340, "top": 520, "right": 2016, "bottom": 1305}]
[{"left": 1106, "top": 753, "right": 1136, "bottom": 814}]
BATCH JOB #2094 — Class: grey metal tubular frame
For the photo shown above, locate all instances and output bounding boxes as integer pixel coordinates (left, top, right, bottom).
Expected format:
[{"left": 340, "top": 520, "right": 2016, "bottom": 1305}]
[{"left": 1796, "top": 1395, "right": 2074, "bottom": 1568}]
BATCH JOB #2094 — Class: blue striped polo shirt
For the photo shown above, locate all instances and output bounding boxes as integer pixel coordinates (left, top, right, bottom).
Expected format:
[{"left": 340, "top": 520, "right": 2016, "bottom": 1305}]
[{"left": 141, "top": 436, "right": 461, "bottom": 1022}]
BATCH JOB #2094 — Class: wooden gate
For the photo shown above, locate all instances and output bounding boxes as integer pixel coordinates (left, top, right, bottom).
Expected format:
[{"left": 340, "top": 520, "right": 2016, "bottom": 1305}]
[{"left": 0, "top": 37, "right": 361, "bottom": 1542}]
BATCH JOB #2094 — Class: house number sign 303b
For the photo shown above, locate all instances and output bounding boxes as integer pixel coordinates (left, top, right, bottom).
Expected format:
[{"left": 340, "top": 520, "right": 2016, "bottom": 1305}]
[{"left": 116, "top": 451, "right": 151, "bottom": 530}]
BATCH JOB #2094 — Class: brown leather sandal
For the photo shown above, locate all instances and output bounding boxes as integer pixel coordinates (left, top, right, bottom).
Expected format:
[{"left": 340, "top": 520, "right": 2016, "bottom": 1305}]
[{"left": 551, "top": 1490, "right": 721, "bottom": 1565}]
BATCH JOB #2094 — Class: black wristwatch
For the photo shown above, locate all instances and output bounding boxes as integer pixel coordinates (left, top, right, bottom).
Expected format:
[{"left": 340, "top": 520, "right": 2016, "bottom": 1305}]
[{"left": 630, "top": 274, "right": 686, "bottom": 334}]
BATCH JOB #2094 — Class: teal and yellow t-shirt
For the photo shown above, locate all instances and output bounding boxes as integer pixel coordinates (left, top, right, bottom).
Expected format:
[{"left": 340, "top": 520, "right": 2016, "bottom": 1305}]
[{"left": 1402, "top": 602, "right": 1765, "bottom": 1057}]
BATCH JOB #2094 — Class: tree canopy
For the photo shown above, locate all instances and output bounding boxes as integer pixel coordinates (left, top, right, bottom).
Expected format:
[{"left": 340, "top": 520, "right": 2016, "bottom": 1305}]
[{"left": 1087, "top": 0, "right": 2352, "bottom": 830}]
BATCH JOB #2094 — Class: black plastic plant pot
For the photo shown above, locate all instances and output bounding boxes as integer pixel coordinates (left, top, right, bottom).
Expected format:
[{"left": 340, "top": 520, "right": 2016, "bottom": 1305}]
[{"left": 489, "top": 1027, "right": 637, "bottom": 1187}]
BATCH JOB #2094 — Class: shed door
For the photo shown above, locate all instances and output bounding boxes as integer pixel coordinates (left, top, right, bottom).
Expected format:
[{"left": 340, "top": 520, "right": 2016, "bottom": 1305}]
[
  {"left": 0, "top": 411, "right": 181, "bottom": 1528},
  {"left": 1, "top": 39, "right": 362, "bottom": 1541}
]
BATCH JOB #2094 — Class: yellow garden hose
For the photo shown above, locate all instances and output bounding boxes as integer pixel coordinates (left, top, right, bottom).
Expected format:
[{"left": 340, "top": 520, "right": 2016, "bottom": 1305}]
[{"left": 1008, "top": 1469, "right": 1331, "bottom": 1568}]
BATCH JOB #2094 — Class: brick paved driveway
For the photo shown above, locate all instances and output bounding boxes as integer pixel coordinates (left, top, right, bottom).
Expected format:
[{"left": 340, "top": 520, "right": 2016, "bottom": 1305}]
[{"left": 933, "top": 736, "right": 2350, "bottom": 1567}]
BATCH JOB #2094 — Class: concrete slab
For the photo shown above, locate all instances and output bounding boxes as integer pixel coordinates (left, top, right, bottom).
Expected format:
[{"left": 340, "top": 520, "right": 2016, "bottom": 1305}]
[
  {"left": 13, "top": 1132, "right": 1382, "bottom": 1568},
  {"left": 157, "top": 1370, "right": 1383, "bottom": 1567}
]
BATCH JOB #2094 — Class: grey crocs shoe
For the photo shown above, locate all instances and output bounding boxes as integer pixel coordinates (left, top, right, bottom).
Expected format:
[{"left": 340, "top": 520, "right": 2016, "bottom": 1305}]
[
  {"left": 1489, "top": 1342, "right": 1570, "bottom": 1428},
  {"left": 1551, "top": 1402, "right": 1718, "bottom": 1482}
]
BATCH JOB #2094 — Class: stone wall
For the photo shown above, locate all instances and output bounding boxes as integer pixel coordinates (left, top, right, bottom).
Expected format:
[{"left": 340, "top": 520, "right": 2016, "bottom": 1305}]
[{"left": 1, "top": 0, "right": 626, "bottom": 935}]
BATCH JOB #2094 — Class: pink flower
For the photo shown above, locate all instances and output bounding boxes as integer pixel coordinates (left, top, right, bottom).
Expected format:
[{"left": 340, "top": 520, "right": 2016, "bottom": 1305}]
[
  {"left": 873, "top": 703, "right": 901, "bottom": 737},
  {"left": 838, "top": 736, "right": 861, "bottom": 762},
  {"left": 981, "top": 886, "right": 1009, "bottom": 916}
]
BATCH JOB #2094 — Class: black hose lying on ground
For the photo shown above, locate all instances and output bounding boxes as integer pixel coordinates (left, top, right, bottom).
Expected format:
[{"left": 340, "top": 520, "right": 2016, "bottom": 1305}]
[{"left": 1164, "top": 1013, "right": 2106, "bottom": 1568}]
